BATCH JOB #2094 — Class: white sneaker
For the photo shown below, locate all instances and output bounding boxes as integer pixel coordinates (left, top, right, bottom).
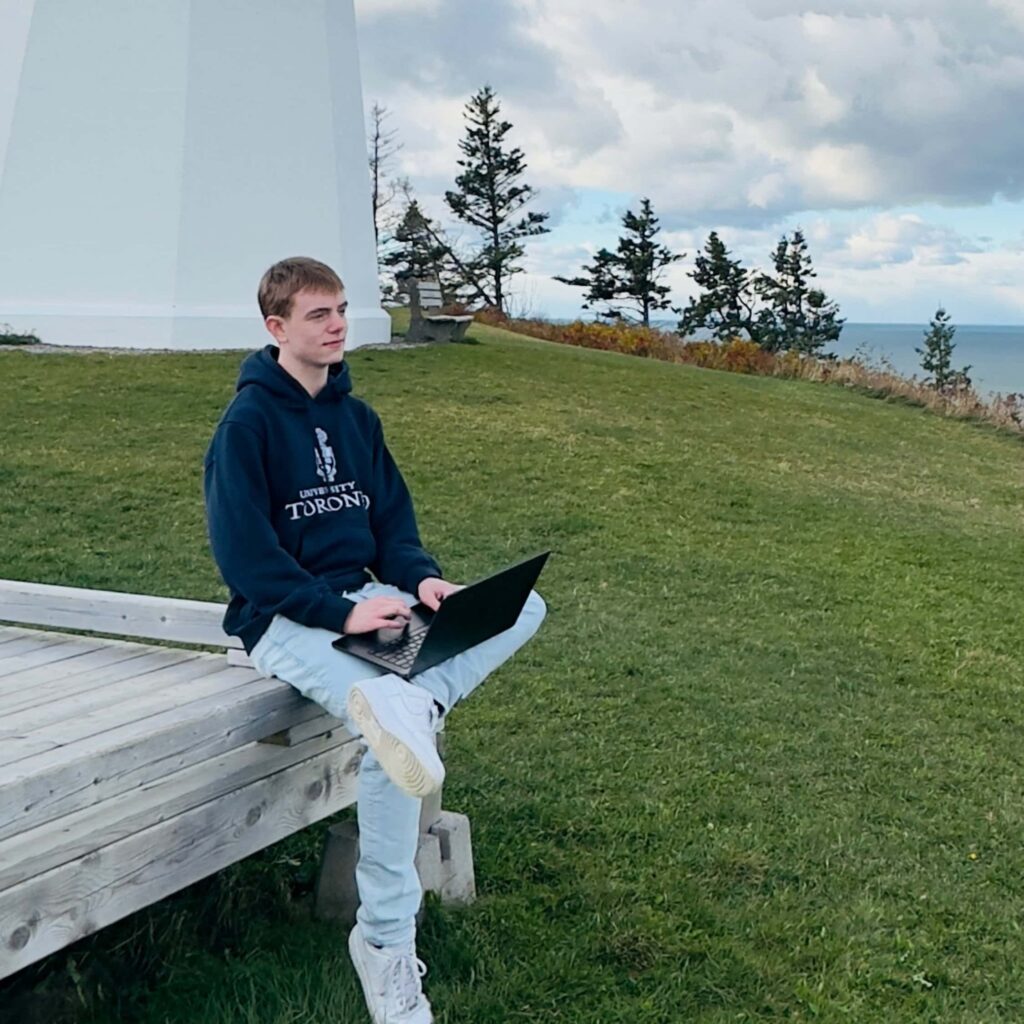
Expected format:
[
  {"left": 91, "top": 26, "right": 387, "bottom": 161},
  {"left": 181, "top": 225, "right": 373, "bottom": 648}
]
[
  {"left": 349, "top": 923, "right": 434, "bottom": 1024},
  {"left": 347, "top": 674, "right": 445, "bottom": 798}
]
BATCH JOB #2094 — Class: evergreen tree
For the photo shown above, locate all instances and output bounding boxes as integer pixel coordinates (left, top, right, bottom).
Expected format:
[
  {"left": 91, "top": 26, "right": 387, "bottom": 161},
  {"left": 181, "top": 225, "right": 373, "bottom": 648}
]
[
  {"left": 677, "top": 231, "right": 757, "bottom": 340},
  {"left": 554, "top": 198, "right": 682, "bottom": 326},
  {"left": 381, "top": 199, "right": 447, "bottom": 283},
  {"left": 916, "top": 307, "right": 972, "bottom": 392},
  {"left": 445, "top": 85, "right": 549, "bottom": 313},
  {"left": 754, "top": 230, "right": 844, "bottom": 353},
  {"left": 381, "top": 195, "right": 488, "bottom": 307}
]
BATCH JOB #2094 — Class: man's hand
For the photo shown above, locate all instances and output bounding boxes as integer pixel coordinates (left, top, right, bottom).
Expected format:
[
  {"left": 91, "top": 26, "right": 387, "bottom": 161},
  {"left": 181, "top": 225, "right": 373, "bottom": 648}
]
[
  {"left": 417, "top": 577, "right": 463, "bottom": 612},
  {"left": 343, "top": 596, "right": 412, "bottom": 635}
]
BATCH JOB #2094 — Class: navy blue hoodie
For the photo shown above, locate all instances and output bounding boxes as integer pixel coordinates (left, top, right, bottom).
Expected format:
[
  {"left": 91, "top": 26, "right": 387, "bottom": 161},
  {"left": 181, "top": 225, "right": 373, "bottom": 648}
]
[{"left": 204, "top": 345, "right": 441, "bottom": 652}]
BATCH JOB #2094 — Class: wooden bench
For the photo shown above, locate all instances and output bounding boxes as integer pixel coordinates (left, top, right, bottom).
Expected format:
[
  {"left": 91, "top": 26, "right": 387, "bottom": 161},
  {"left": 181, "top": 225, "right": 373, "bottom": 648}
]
[
  {"left": 0, "top": 579, "right": 474, "bottom": 982},
  {"left": 401, "top": 276, "right": 473, "bottom": 344}
]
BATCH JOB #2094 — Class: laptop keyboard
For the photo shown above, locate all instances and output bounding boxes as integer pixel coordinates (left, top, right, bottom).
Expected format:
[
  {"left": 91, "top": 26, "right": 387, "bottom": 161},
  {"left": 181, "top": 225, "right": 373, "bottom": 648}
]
[{"left": 368, "top": 624, "right": 429, "bottom": 671}]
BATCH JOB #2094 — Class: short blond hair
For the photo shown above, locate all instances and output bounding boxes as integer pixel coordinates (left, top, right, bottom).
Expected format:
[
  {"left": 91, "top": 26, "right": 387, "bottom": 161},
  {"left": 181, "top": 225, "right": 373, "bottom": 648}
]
[{"left": 258, "top": 257, "right": 344, "bottom": 319}]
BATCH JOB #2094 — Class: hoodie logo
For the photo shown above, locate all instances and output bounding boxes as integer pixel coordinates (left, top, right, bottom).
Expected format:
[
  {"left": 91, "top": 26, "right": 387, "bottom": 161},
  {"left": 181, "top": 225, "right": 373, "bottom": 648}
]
[{"left": 314, "top": 428, "right": 337, "bottom": 483}]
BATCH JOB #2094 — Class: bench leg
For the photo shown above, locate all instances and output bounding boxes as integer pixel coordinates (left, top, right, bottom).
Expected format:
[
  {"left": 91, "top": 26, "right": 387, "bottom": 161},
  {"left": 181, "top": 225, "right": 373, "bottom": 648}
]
[
  {"left": 405, "top": 316, "right": 427, "bottom": 344},
  {"left": 424, "top": 319, "right": 459, "bottom": 344},
  {"left": 313, "top": 736, "right": 475, "bottom": 925},
  {"left": 312, "top": 808, "right": 476, "bottom": 924},
  {"left": 427, "top": 810, "right": 476, "bottom": 906},
  {"left": 313, "top": 818, "right": 360, "bottom": 924}
]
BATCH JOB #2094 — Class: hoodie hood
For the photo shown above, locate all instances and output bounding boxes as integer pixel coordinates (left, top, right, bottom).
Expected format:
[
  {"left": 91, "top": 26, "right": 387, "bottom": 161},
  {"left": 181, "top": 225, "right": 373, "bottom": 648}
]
[{"left": 236, "top": 345, "right": 353, "bottom": 406}]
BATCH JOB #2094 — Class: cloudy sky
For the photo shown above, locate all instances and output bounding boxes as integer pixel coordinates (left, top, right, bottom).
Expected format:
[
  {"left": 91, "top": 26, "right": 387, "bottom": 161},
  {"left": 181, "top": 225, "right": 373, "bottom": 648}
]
[{"left": 353, "top": 0, "right": 1024, "bottom": 324}]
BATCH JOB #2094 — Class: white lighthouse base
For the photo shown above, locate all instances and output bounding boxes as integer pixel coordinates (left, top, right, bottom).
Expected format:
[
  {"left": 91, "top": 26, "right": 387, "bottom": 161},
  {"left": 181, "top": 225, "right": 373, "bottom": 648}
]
[
  {"left": 0, "top": 0, "right": 388, "bottom": 351},
  {"left": 0, "top": 305, "right": 391, "bottom": 350}
]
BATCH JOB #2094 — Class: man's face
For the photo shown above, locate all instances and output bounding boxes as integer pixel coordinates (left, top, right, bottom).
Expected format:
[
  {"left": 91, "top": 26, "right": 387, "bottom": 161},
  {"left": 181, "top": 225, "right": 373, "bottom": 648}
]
[{"left": 268, "top": 288, "right": 348, "bottom": 368}]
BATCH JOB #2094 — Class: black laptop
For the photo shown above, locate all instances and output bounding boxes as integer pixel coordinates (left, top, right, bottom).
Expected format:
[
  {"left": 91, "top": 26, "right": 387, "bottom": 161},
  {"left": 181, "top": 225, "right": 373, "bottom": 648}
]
[{"left": 333, "top": 551, "right": 550, "bottom": 679}]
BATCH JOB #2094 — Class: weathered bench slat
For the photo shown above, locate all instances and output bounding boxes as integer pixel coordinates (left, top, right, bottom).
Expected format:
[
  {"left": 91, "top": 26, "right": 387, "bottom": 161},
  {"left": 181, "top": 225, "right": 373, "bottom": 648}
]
[
  {"left": 0, "top": 659, "right": 237, "bottom": 764},
  {"left": 0, "top": 647, "right": 173, "bottom": 716},
  {"left": 36, "top": 664, "right": 264, "bottom": 742},
  {"left": 0, "top": 636, "right": 121, "bottom": 681},
  {"left": 1, "top": 654, "right": 233, "bottom": 738},
  {"left": 0, "top": 731, "right": 361, "bottom": 892},
  {"left": 0, "top": 634, "right": 71, "bottom": 663},
  {"left": 0, "top": 735, "right": 59, "bottom": 764},
  {"left": 0, "top": 740, "right": 362, "bottom": 979},
  {"left": 0, "top": 678, "right": 320, "bottom": 842},
  {"left": 0, "top": 634, "right": 153, "bottom": 692},
  {"left": 0, "top": 579, "right": 242, "bottom": 649}
]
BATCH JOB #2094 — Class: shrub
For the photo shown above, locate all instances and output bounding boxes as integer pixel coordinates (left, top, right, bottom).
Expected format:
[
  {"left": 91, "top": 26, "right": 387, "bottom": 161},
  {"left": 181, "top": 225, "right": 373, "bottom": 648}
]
[
  {"left": 0, "top": 323, "right": 40, "bottom": 345},
  {"left": 474, "top": 308, "right": 682, "bottom": 361},
  {"left": 472, "top": 310, "right": 1022, "bottom": 437},
  {"left": 677, "top": 338, "right": 776, "bottom": 374}
]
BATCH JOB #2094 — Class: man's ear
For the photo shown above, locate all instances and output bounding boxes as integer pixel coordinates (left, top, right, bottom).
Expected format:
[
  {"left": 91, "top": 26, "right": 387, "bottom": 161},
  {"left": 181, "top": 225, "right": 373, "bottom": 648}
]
[{"left": 264, "top": 315, "right": 288, "bottom": 345}]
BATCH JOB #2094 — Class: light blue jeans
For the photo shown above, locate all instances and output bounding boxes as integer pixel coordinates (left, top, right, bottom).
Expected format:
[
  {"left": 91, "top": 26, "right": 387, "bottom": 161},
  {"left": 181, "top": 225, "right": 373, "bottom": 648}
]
[{"left": 250, "top": 581, "right": 547, "bottom": 947}]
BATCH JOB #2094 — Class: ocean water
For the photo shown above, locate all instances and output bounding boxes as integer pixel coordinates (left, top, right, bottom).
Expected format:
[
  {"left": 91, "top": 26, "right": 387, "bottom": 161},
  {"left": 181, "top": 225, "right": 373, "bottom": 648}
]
[
  {"left": 832, "top": 323, "right": 1024, "bottom": 399},
  {"left": 641, "top": 319, "right": 1024, "bottom": 398}
]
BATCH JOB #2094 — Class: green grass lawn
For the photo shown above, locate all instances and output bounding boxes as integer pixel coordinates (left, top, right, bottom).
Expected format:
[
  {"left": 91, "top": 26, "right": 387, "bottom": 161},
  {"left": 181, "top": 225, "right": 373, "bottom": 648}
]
[{"left": 1, "top": 319, "right": 1023, "bottom": 1023}]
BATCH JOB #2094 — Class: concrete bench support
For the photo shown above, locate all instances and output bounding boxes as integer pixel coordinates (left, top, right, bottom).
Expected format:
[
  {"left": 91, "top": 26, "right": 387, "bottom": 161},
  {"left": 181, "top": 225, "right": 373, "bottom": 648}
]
[
  {"left": 313, "top": 819, "right": 362, "bottom": 924},
  {"left": 422, "top": 810, "right": 476, "bottom": 906},
  {"left": 313, "top": 809, "right": 476, "bottom": 926},
  {"left": 314, "top": 735, "right": 476, "bottom": 923}
]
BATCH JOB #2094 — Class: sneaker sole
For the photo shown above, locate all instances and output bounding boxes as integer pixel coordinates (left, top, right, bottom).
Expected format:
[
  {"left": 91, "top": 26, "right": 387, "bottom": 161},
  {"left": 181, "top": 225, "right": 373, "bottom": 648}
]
[{"left": 348, "top": 687, "right": 444, "bottom": 798}]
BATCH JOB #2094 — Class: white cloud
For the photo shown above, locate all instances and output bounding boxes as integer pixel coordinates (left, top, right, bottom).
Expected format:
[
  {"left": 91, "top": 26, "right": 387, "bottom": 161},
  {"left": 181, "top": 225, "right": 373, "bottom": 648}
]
[
  {"left": 988, "top": 0, "right": 1024, "bottom": 31},
  {"left": 799, "top": 145, "right": 881, "bottom": 205},
  {"left": 801, "top": 68, "right": 848, "bottom": 126},
  {"left": 819, "top": 248, "right": 1024, "bottom": 322},
  {"left": 747, "top": 172, "right": 788, "bottom": 210},
  {"left": 358, "top": 0, "right": 1024, "bottom": 224},
  {"left": 818, "top": 214, "right": 980, "bottom": 269},
  {"left": 354, "top": 0, "right": 1024, "bottom": 319}
]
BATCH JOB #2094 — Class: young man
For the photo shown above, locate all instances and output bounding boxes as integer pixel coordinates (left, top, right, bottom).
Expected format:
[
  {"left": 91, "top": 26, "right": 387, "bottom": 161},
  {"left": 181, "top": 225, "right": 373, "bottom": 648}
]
[{"left": 204, "top": 257, "right": 545, "bottom": 1024}]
